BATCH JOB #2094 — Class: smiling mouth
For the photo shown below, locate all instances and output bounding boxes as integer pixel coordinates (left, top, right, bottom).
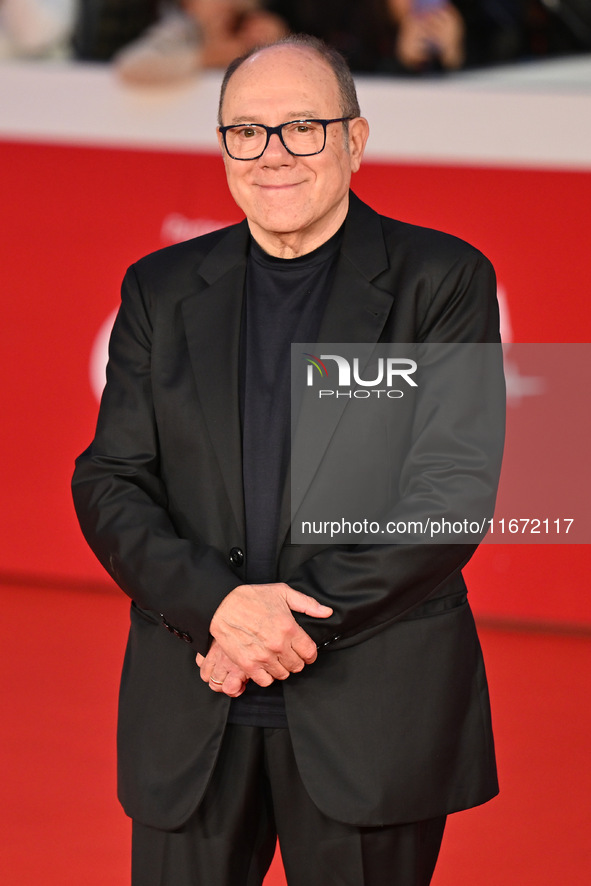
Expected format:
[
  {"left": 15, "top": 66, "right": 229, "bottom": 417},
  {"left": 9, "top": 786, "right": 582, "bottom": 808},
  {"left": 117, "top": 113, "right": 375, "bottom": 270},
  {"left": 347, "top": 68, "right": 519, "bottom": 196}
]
[{"left": 256, "top": 182, "right": 303, "bottom": 190}]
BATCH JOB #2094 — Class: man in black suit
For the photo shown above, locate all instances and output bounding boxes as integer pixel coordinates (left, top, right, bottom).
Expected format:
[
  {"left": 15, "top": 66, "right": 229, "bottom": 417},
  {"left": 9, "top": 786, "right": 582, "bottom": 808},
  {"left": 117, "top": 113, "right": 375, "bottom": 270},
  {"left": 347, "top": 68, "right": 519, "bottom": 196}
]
[{"left": 73, "top": 33, "right": 503, "bottom": 886}]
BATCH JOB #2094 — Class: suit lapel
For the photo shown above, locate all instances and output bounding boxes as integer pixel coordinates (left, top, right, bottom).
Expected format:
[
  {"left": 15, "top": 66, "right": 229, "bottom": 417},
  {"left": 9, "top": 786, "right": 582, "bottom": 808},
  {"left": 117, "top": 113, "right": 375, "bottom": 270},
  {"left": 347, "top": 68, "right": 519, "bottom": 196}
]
[
  {"left": 181, "top": 223, "right": 249, "bottom": 538},
  {"left": 316, "top": 195, "right": 393, "bottom": 343}
]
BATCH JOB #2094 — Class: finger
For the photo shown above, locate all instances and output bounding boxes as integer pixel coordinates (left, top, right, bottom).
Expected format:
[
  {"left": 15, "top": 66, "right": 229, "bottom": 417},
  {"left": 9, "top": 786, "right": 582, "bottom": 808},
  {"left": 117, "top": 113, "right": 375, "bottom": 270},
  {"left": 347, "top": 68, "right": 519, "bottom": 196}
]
[
  {"left": 199, "top": 647, "right": 232, "bottom": 682},
  {"left": 290, "top": 628, "right": 320, "bottom": 664},
  {"left": 249, "top": 667, "right": 277, "bottom": 688},
  {"left": 275, "top": 639, "right": 311, "bottom": 673},
  {"left": 259, "top": 658, "right": 291, "bottom": 681},
  {"left": 284, "top": 588, "right": 333, "bottom": 618},
  {"left": 277, "top": 652, "right": 306, "bottom": 674},
  {"left": 196, "top": 653, "right": 204, "bottom": 666},
  {"left": 199, "top": 656, "right": 216, "bottom": 683},
  {"left": 208, "top": 673, "right": 228, "bottom": 692},
  {"left": 221, "top": 673, "right": 248, "bottom": 697}
]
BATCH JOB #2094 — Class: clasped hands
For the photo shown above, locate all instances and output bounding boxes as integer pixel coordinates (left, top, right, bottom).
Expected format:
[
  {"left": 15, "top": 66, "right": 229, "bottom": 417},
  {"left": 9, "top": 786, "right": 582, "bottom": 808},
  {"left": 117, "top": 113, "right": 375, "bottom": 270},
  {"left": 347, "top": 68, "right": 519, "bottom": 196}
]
[{"left": 195, "top": 582, "right": 333, "bottom": 697}]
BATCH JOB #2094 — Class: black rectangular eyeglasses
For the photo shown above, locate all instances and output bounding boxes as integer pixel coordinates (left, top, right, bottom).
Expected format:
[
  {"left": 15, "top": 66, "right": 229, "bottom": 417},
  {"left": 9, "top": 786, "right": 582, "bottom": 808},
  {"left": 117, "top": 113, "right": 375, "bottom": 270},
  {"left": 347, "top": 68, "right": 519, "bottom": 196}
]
[{"left": 218, "top": 118, "right": 354, "bottom": 160}]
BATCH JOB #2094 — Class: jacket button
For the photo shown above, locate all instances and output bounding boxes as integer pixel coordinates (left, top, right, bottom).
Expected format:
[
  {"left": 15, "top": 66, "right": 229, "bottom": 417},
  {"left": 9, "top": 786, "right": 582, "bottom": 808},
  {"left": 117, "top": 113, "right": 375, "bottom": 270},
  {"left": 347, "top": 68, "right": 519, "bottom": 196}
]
[
  {"left": 229, "top": 547, "right": 244, "bottom": 567},
  {"left": 319, "top": 634, "right": 341, "bottom": 649}
]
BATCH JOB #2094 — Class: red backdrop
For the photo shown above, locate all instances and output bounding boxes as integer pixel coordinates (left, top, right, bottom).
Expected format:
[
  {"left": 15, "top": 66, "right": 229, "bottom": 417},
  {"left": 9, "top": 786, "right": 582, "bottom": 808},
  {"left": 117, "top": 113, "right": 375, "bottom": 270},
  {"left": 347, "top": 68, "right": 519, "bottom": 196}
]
[{"left": 1, "top": 139, "right": 590, "bottom": 626}]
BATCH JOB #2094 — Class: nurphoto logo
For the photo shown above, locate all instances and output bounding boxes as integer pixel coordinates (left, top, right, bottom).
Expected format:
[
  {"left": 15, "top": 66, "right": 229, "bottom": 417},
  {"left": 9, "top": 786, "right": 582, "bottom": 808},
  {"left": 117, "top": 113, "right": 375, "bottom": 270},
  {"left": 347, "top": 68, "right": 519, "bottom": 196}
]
[{"left": 303, "top": 352, "right": 418, "bottom": 399}]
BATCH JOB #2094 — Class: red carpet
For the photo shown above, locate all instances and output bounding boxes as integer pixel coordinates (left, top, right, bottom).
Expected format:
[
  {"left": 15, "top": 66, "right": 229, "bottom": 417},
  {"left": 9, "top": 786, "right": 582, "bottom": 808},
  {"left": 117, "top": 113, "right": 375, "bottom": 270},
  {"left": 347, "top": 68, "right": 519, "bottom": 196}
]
[{"left": 2, "top": 583, "right": 590, "bottom": 885}]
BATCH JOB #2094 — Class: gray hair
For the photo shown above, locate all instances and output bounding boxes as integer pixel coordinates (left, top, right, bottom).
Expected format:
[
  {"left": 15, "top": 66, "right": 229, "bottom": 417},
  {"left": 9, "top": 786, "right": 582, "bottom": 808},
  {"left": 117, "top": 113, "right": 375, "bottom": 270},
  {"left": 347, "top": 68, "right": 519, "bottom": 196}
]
[{"left": 217, "top": 34, "right": 361, "bottom": 125}]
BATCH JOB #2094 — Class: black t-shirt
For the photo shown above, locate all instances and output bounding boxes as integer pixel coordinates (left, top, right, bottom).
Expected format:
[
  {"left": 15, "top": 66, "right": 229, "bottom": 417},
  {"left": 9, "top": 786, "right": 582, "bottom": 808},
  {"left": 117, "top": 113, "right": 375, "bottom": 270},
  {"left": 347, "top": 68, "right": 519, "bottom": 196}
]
[{"left": 229, "top": 227, "right": 343, "bottom": 727}]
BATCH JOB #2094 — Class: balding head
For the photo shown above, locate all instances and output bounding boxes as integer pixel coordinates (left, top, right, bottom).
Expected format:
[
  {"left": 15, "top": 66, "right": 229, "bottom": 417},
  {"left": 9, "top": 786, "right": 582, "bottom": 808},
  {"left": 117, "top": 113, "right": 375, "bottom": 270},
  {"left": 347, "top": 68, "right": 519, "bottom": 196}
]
[{"left": 218, "top": 35, "right": 361, "bottom": 126}]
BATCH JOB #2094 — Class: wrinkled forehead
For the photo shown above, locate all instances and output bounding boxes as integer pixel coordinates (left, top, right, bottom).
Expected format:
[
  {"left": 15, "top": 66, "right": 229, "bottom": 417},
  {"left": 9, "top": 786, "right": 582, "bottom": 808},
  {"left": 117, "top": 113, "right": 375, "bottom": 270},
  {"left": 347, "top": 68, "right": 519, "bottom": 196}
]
[{"left": 221, "top": 46, "right": 342, "bottom": 123}]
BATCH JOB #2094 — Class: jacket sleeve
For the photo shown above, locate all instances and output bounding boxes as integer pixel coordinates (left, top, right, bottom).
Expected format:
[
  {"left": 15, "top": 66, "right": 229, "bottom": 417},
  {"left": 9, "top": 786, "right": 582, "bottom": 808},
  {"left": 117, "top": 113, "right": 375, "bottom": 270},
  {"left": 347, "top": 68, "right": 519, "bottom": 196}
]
[{"left": 72, "top": 264, "right": 240, "bottom": 655}]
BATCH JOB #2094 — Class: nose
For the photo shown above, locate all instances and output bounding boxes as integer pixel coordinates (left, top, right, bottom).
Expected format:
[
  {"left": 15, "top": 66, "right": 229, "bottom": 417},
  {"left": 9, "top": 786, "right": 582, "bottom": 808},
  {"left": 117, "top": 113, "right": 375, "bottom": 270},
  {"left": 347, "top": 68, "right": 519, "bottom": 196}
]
[{"left": 260, "top": 131, "right": 293, "bottom": 164}]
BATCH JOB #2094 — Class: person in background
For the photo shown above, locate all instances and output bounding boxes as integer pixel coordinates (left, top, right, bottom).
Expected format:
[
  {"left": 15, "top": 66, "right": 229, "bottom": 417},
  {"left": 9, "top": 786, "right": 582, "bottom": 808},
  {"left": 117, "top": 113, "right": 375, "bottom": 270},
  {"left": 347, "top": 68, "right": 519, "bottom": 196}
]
[
  {"left": 0, "top": 0, "right": 76, "bottom": 58},
  {"left": 73, "top": 0, "right": 286, "bottom": 83},
  {"left": 265, "top": 0, "right": 494, "bottom": 73},
  {"left": 387, "top": 0, "right": 591, "bottom": 72},
  {"left": 115, "top": 0, "right": 286, "bottom": 85},
  {"left": 388, "top": 0, "right": 467, "bottom": 71},
  {"left": 267, "top": 0, "right": 590, "bottom": 74}
]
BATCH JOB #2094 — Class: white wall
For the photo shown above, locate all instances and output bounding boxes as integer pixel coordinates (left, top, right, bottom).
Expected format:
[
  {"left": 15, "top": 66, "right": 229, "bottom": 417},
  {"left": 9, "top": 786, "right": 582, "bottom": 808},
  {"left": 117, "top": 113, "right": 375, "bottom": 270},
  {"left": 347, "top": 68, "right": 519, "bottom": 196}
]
[{"left": 1, "top": 57, "right": 590, "bottom": 168}]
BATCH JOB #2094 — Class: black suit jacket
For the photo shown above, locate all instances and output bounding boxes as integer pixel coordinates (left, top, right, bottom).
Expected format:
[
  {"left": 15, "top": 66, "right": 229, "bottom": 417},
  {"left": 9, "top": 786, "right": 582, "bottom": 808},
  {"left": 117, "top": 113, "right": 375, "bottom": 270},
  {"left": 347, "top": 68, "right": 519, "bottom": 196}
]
[{"left": 72, "top": 193, "right": 502, "bottom": 830}]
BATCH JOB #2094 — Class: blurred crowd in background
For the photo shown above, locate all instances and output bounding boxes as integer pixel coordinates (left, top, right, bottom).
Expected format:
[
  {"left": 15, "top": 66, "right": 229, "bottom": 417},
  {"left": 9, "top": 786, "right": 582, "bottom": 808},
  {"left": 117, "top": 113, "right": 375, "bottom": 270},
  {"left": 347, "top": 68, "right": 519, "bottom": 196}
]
[{"left": 1, "top": 0, "right": 590, "bottom": 84}]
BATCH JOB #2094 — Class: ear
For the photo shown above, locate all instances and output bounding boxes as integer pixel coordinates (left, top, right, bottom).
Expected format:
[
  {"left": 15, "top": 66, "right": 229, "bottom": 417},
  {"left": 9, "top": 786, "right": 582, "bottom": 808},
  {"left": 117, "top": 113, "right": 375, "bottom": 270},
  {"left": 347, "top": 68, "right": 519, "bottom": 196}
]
[{"left": 348, "top": 117, "right": 370, "bottom": 173}]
